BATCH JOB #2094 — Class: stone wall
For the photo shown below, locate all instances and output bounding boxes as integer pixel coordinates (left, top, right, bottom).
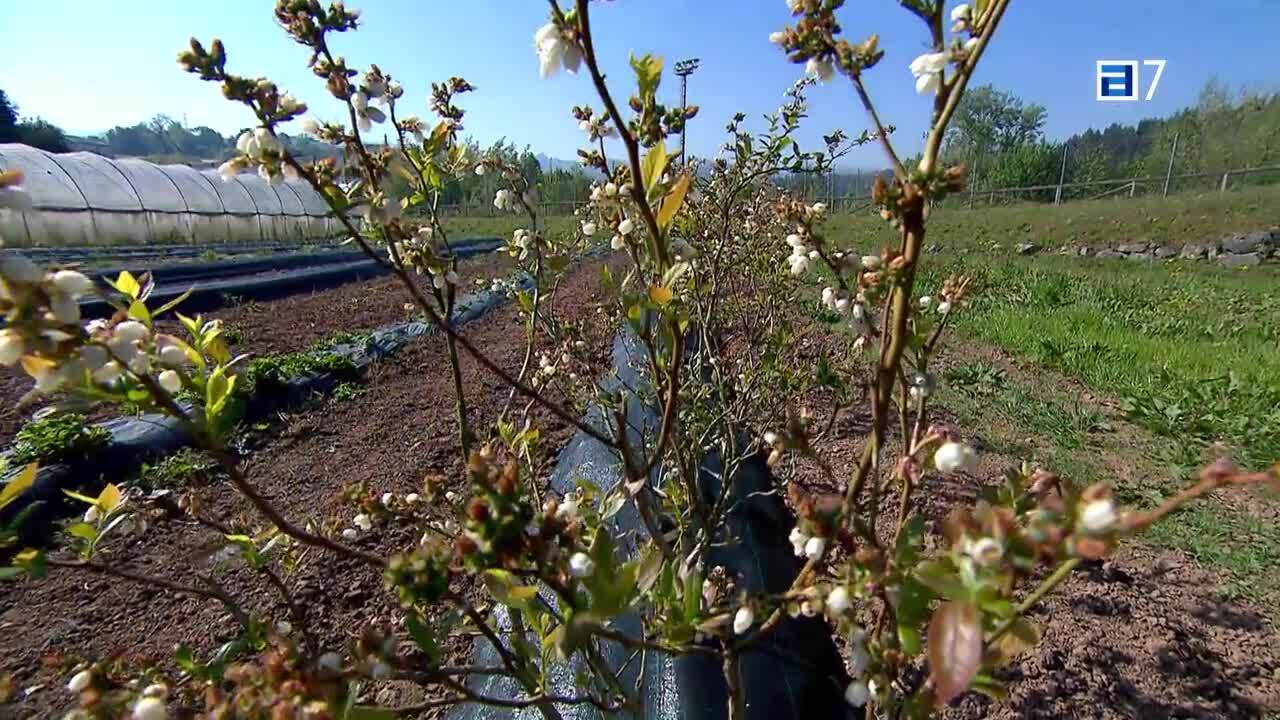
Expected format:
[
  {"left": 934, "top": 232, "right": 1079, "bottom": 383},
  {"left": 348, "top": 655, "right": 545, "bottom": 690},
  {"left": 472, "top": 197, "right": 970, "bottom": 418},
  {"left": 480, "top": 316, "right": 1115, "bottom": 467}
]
[{"left": 1008, "top": 228, "right": 1279, "bottom": 267}]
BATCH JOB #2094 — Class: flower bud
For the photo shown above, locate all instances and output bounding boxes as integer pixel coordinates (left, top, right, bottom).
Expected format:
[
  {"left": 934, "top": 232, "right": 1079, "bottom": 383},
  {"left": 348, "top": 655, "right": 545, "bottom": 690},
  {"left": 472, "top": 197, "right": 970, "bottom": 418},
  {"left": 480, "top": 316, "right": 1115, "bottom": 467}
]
[
  {"left": 132, "top": 696, "right": 166, "bottom": 720},
  {"left": 568, "top": 552, "right": 595, "bottom": 578},
  {"left": 934, "top": 441, "right": 977, "bottom": 474},
  {"left": 157, "top": 370, "right": 182, "bottom": 394},
  {"left": 67, "top": 669, "right": 92, "bottom": 693},
  {"left": 51, "top": 270, "right": 94, "bottom": 297},
  {"left": 733, "top": 606, "right": 754, "bottom": 635},
  {"left": 0, "top": 329, "right": 24, "bottom": 366},
  {"left": 1079, "top": 498, "right": 1118, "bottom": 534},
  {"left": 826, "top": 586, "right": 851, "bottom": 616}
]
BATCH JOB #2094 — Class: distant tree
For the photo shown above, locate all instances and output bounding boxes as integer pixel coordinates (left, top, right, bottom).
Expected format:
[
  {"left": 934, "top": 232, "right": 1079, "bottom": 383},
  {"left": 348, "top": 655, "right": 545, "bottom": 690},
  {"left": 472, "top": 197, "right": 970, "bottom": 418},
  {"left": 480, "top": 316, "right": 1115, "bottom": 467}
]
[
  {"left": 17, "top": 118, "right": 70, "bottom": 153},
  {"left": 945, "top": 84, "right": 1047, "bottom": 159},
  {"left": 0, "top": 89, "right": 19, "bottom": 143}
]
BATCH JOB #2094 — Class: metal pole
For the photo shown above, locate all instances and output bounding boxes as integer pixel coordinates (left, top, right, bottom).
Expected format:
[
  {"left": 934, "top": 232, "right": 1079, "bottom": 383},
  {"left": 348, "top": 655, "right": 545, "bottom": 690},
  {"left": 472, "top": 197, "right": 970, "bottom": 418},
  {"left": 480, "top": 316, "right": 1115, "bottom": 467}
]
[
  {"left": 1053, "top": 142, "right": 1069, "bottom": 205},
  {"left": 674, "top": 58, "right": 701, "bottom": 168},
  {"left": 1162, "top": 131, "right": 1180, "bottom": 198},
  {"left": 968, "top": 150, "right": 980, "bottom": 210}
]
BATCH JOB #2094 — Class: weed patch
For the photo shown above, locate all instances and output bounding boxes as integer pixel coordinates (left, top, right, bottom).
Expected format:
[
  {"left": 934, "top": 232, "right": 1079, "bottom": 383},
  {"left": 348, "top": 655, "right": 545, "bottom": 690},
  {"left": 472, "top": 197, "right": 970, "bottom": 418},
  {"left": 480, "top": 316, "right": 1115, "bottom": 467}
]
[{"left": 10, "top": 414, "right": 110, "bottom": 467}]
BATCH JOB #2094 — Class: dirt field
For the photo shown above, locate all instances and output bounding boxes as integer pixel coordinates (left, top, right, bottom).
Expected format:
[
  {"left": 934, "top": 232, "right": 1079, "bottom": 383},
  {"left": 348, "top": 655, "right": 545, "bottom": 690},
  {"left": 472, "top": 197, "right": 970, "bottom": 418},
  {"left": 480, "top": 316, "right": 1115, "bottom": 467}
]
[
  {"left": 0, "top": 254, "right": 626, "bottom": 718},
  {"left": 0, "top": 251, "right": 516, "bottom": 447}
]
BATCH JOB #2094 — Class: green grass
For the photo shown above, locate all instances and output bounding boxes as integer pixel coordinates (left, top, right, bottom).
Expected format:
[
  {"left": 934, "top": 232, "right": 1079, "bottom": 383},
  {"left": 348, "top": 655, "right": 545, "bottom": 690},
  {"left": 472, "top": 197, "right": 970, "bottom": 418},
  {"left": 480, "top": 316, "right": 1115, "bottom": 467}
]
[
  {"left": 138, "top": 448, "right": 223, "bottom": 490},
  {"left": 10, "top": 413, "right": 110, "bottom": 467},
  {"left": 924, "top": 256, "right": 1280, "bottom": 470},
  {"left": 1144, "top": 503, "right": 1280, "bottom": 601},
  {"left": 941, "top": 359, "right": 1280, "bottom": 604},
  {"left": 826, "top": 184, "right": 1280, "bottom": 253},
  {"left": 241, "top": 349, "right": 360, "bottom": 399}
]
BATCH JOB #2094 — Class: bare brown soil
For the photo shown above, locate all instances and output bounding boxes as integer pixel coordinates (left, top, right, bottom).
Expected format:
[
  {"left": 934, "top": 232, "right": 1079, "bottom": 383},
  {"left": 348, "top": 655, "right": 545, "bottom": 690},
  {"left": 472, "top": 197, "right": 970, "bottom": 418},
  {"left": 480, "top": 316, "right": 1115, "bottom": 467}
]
[
  {"left": 760, "top": 312, "right": 1280, "bottom": 718},
  {"left": 0, "top": 252, "right": 515, "bottom": 447},
  {"left": 0, "top": 255, "right": 620, "bottom": 718},
  {"left": 3, "top": 258, "right": 1278, "bottom": 718}
]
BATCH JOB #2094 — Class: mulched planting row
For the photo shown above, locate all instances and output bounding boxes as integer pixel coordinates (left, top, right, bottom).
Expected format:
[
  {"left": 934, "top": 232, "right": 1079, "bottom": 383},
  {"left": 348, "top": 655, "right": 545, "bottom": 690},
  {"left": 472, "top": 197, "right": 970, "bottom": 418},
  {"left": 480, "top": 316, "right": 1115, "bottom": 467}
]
[
  {"left": 0, "top": 254, "right": 625, "bottom": 718},
  {"left": 0, "top": 251, "right": 517, "bottom": 447}
]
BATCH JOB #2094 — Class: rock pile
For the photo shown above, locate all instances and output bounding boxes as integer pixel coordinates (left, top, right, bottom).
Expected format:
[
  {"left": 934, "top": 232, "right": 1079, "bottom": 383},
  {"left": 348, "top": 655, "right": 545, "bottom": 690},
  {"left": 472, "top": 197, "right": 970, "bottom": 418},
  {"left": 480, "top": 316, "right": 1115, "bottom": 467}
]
[{"left": 1058, "top": 228, "right": 1277, "bottom": 267}]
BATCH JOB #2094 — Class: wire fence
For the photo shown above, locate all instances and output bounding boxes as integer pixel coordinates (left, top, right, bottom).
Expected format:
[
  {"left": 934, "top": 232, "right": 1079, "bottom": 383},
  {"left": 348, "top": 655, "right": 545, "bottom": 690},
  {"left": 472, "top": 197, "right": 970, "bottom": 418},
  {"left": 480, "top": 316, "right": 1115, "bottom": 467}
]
[{"left": 427, "top": 157, "right": 1280, "bottom": 219}]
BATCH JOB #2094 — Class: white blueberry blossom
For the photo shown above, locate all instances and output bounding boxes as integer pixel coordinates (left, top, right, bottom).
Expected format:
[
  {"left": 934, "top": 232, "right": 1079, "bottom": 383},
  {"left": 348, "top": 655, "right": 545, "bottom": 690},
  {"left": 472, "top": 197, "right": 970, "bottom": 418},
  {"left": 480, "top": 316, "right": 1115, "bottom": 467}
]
[
  {"left": 804, "top": 535, "right": 826, "bottom": 561},
  {"left": 67, "top": 669, "right": 92, "bottom": 693},
  {"left": 844, "top": 680, "right": 869, "bottom": 708},
  {"left": 556, "top": 495, "right": 580, "bottom": 523},
  {"left": 966, "top": 536, "right": 1003, "bottom": 567},
  {"left": 826, "top": 586, "right": 851, "bottom": 616},
  {"left": 351, "top": 91, "right": 386, "bottom": 131},
  {"left": 909, "top": 51, "right": 950, "bottom": 95},
  {"left": 788, "top": 525, "right": 808, "bottom": 557},
  {"left": 568, "top": 552, "right": 595, "bottom": 578},
  {"left": 0, "top": 329, "right": 23, "bottom": 366},
  {"left": 494, "top": 189, "right": 517, "bottom": 212},
  {"left": 353, "top": 513, "right": 373, "bottom": 532},
  {"left": 805, "top": 57, "right": 835, "bottom": 83},
  {"left": 1079, "top": 498, "right": 1118, "bottom": 534},
  {"left": 132, "top": 696, "right": 166, "bottom": 720},
  {"left": 733, "top": 606, "right": 754, "bottom": 635},
  {"left": 157, "top": 370, "right": 182, "bottom": 394},
  {"left": 934, "top": 440, "right": 977, "bottom": 473},
  {"left": 534, "top": 22, "right": 582, "bottom": 78}
]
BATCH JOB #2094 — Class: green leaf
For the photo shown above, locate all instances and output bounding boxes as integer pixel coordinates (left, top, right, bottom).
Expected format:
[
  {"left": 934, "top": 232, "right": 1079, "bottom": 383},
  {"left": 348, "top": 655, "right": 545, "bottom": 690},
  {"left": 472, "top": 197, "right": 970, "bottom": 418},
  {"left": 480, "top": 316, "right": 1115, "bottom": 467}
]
[
  {"left": 13, "top": 548, "right": 47, "bottom": 579},
  {"left": 175, "top": 645, "right": 197, "bottom": 674},
  {"left": 641, "top": 141, "right": 669, "bottom": 197},
  {"left": 682, "top": 568, "right": 703, "bottom": 623},
  {"left": 62, "top": 489, "right": 99, "bottom": 506},
  {"left": 915, "top": 558, "right": 968, "bottom": 601},
  {"left": 635, "top": 545, "right": 664, "bottom": 594},
  {"left": 928, "top": 601, "right": 983, "bottom": 706},
  {"left": 66, "top": 522, "right": 98, "bottom": 542},
  {"left": 111, "top": 271, "right": 141, "bottom": 300},
  {"left": 127, "top": 298, "right": 152, "bottom": 326},
  {"left": 206, "top": 367, "right": 236, "bottom": 418},
  {"left": 0, "top": 463, "right": 37, "bottom": 511},
  {"left": 629, "top": 53, "right": 664, "bottom": 100},
  {"left": 484, "top": 569, "right": 537, "bottom": 609},
  {"left": 656, "top": 173, "right": 690, "bottom": 231},
  {"left": 153, "top": 288, "right": 194, "bottom": 319},
  {"left": 404, "top": 612, "right": 441, "bottom": 665}
]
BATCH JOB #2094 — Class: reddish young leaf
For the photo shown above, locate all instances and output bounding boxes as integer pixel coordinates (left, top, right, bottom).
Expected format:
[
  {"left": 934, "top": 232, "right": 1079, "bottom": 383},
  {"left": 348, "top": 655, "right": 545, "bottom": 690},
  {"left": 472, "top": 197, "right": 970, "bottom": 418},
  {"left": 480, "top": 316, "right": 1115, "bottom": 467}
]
[{"left": 928, "top": 600, "right": 983, "bottom": 706}]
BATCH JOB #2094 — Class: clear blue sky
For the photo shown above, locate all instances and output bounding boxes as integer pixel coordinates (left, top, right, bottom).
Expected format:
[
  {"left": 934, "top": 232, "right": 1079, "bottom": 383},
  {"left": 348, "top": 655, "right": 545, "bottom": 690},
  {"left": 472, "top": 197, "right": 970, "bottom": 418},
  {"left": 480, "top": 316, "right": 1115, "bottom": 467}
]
[{"left": 3, "top": 1, "right": 1277, "bottom": 169}]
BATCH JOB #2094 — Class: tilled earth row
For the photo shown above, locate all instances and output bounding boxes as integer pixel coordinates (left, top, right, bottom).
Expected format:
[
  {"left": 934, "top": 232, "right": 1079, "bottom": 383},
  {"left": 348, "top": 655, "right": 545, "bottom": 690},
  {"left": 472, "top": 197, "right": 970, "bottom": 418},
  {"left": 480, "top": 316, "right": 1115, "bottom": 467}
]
[
  {"left": 0, "top": 254, "right": 623, "bottom": 718},
  {"left": 0, "top": 251, "right": 517, "bottom": 447}
]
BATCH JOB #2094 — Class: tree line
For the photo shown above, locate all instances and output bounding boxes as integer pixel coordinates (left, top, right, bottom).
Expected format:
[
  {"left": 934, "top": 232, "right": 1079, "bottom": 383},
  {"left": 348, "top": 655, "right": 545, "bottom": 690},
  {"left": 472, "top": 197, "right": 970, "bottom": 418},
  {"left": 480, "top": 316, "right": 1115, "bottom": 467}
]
[{"left": 7, "top": 81, "right": 1276, "bottom": 208}]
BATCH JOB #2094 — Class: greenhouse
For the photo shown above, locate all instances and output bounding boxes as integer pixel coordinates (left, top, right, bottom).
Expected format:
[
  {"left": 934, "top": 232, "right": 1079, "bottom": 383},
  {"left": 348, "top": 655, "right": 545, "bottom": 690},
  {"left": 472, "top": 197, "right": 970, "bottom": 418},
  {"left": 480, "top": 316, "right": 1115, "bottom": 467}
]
[{"left": 0, "top": 143, "right": 338, "bottom": 247}]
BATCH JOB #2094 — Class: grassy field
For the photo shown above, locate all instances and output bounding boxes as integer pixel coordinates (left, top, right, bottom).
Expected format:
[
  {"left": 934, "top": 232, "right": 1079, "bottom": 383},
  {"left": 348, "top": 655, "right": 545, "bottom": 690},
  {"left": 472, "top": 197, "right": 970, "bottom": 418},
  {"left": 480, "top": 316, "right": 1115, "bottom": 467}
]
[
  {"left": 888, "top": 187, "right": 1280, "bottom": 604},
  {"left": 827, "top": 184, "right": 1280, "bottom": 252}
]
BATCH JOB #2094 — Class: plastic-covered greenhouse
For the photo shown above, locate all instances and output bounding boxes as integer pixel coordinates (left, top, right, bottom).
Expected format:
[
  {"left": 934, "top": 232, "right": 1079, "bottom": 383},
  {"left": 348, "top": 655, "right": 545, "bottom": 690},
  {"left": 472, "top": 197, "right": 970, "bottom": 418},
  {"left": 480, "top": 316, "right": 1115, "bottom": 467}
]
[{"left": 0, "top": 144, "right": 339, "bottom": 247}]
